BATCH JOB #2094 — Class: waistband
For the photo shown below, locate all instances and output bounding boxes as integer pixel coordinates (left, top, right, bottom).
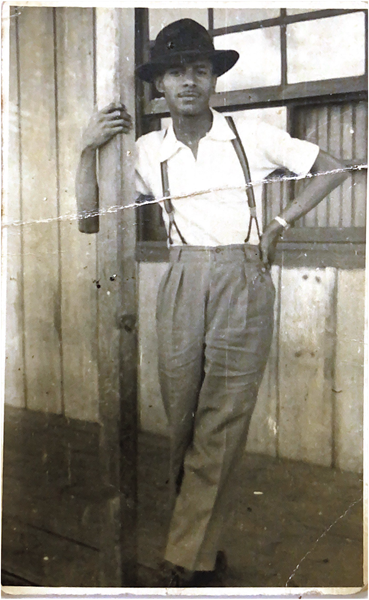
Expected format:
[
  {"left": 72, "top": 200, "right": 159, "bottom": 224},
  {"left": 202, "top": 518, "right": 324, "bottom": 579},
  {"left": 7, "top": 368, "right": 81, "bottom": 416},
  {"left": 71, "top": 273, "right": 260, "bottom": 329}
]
[{"left": 169, "top": 244, "right": 262, "bottom": 263}]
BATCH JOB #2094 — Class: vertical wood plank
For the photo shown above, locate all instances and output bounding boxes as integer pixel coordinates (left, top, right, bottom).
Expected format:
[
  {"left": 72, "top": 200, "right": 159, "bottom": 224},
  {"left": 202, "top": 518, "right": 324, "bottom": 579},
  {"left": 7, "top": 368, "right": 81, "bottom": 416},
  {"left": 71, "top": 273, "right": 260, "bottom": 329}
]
[
  {"left": 316, "top": 106, "right": 329, "bottom": 226},
  {"left": 138, "top": 262, "right": 168, "bottom": 435},
  {"left": 18, "top": 7, "right": 62, "bottom": 413},
  {"left": 135, "top": 8, "right": 150, "bottom": 140},
  {"left": 341, "top": 104, "right": 354, "bottom": 227},
  {"left": 264, "top": 178, "right": 280, "bottom": 225},
  {"left": 334, "top": 270, "right": 364, "bottom": 473},
  {"left": 247, "top": 265, "right": 280, "bottom": 457},
  {"left": 352, "top": 170, "right": 367, "bottom": 227},
  {"left": 354, "top": 101, "right": 368, "bottom": 161},
  {"left": 95, "top": 7, "right": 137, "bottom": 586},
  {"left": 96, "top": 3, "right": 121, "bottom": 491},
  {"left": 278, "top": 267, "right": 335, "bottom": 466},
  {"left": 5, "top": 10, "right": 25, "bottom": 408},
  {"left": 304, "top": 107, "right": 318, "bottom": 227},
  {"left": 117, "top": 8, "right": 138, "bottom": 587},
  {"left": 95, "top": 8, "right": 122, "bottom": 585},
  {"left": 55, "top": 8, "right": 98, "bottom": 422},
  {"left": 294, "top": 107, "right": 307, "bottom": 227},
  {"left": 327, "top": 104, "right": 342, "bottom": 227},
  {"left": 353, "top": 102, "right": 367, "bottom": 227}
]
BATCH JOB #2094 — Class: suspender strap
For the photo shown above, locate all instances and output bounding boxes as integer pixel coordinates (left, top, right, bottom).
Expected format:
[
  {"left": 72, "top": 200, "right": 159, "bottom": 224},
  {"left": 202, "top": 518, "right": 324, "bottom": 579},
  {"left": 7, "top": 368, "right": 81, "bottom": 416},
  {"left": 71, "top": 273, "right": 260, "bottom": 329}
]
[
  {"left": 225, "top": 116, "right": 261, "bottom": 243},
  {"left": 160, "top": 160, "right": 187, "bottom": 245},
  {"left": 160, "top": 117, "right": 260, "bottom": 246}
]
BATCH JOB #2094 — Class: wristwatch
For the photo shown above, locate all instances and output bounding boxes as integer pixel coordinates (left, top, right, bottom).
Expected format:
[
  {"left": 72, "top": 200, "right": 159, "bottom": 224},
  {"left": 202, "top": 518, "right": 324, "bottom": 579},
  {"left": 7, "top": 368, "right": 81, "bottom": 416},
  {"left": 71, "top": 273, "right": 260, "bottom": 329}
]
[{"left": 274, "top": 215, "right": 290, "bottom": 230}]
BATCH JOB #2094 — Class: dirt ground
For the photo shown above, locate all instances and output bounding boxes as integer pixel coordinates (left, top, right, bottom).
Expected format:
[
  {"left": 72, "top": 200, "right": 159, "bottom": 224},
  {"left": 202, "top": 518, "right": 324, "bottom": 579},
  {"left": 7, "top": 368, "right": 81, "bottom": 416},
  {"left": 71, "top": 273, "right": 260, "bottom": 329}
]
[
  {"left": 2, "top": 407, "right": 363, "bottom": 590},
  {"left": 137, "top": 432, "right": 363, "bottom": 589}
]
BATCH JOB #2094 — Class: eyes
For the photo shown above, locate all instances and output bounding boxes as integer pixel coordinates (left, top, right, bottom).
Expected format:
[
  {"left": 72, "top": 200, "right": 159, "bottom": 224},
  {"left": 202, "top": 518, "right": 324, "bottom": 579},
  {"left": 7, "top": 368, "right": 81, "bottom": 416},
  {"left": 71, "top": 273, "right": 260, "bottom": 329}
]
[{"left": 167, "top": 65, "right": 212, "bottom": 77}]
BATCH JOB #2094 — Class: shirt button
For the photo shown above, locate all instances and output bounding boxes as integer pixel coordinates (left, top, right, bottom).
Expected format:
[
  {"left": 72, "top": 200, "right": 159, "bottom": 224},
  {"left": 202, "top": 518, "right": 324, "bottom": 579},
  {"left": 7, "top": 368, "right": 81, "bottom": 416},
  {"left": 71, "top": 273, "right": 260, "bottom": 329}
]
[{"left": 215, "top": 248, "right": 221, "bottom": 253}]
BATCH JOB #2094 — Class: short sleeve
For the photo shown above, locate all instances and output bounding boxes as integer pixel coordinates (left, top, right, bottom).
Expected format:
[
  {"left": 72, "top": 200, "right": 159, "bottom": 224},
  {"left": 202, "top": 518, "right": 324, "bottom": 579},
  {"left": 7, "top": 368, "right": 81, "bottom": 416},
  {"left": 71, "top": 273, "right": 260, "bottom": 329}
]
[
  {"left": 135, "top": 137, "right": 152, "bottom": 199},
  {"left": 258, "top": 122, "right": 320, "bottom": 177}
]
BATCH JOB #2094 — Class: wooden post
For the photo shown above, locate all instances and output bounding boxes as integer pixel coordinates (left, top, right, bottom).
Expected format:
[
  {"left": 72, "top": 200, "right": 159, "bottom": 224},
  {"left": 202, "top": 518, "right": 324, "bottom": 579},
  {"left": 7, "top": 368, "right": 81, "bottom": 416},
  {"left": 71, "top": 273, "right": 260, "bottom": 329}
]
[
  {"left": 117, "top": 8, "right": 138, "bottom": 587},
  {"left": 95, "top": 8, "right": 137, "bottom": 586}
]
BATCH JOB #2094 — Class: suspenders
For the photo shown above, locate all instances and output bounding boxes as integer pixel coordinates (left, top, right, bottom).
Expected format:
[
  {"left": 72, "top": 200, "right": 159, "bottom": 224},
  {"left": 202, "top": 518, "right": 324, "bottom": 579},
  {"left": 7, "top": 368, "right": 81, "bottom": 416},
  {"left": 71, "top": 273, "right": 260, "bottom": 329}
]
[
  {"left": 160, "top": 161, "right": 187, "bottom": 246},
  {"left": 160, "top": 116, "right": 261, "bottom": 245},
  {"left": 225, "top": 116, "right": 262, "bottom": 243}
]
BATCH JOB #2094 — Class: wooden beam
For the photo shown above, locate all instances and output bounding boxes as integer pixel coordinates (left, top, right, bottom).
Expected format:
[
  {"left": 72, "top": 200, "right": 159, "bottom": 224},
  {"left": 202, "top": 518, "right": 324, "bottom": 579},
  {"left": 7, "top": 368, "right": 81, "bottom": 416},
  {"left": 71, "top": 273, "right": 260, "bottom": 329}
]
[
  {"left": 208, "top": 8, "right": 214, "bottom": 30},
  {"left": 280, "top": 9, "right": 287, "bottom": 87},
  {"left": 117, "top": 7, "right": 138, "bottom": 588},
  {"left": 145, "top": 76, "right": 368, "bottom": 116},
  {"left": 135, "top": 8, "right": 150, "bottom": 140},
  {"left": 95, "top": 7, "right": 137, "bottom": 587},
  {"left": 281, "top": 226, "right": 366, "bottom": 244},
  {"left": 136, "top": 239, "right": 366, "bottom": 269}
]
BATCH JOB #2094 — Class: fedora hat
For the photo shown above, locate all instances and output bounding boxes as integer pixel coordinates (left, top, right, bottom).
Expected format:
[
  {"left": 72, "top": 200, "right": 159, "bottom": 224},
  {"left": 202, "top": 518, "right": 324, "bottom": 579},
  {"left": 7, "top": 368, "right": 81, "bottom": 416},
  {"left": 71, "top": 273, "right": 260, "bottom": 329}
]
[{"left": 136, "top": 18, "right": 239, "bottom": 83}]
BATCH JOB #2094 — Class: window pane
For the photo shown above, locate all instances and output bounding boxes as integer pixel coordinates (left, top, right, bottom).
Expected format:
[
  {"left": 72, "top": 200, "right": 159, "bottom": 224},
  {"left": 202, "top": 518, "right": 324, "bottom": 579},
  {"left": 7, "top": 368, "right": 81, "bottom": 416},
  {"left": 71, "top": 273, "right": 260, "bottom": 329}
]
[
  {"left": 215, "top": 28, "right": 281, "bottom": 92},
  {"left": 287, "top": 13, "right": 366, "bottom": 83},
  {"left": 224, "top": 106, "right": 287, "bottom": 130},
  {"left": 149, "top": 9, "right": 208, "bottom": 40},
  {"left": 213, "top": 8, "right": 280, "bottom": 28},
  {"left": 287, "top": 8, "right": 321, "bottom": 15}
]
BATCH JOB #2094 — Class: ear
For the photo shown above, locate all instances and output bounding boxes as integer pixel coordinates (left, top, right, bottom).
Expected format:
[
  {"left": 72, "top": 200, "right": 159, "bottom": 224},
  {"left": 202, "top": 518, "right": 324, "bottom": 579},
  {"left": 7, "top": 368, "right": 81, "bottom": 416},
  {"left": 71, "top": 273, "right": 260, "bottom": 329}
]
[
  {"left": 211, "top": 74, "right": 217, "bottom": 94},
  {"left": 154, "top": 74, "right": 165, "bottom": 95}
]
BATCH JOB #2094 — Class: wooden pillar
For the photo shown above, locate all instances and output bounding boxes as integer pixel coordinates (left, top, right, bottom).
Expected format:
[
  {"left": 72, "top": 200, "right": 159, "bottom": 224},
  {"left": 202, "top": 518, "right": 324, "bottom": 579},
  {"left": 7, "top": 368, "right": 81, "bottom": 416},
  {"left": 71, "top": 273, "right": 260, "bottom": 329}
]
[{"left": 95, "top": 8, "right": 137, "bottom": 586}]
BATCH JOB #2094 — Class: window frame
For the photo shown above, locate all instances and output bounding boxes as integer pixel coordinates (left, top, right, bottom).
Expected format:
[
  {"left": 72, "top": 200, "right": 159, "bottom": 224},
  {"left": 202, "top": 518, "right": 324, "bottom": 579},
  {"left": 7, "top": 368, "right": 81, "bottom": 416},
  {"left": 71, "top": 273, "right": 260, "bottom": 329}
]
[{"left": 135, "top": 8, "right": 367, "bottom": 267}]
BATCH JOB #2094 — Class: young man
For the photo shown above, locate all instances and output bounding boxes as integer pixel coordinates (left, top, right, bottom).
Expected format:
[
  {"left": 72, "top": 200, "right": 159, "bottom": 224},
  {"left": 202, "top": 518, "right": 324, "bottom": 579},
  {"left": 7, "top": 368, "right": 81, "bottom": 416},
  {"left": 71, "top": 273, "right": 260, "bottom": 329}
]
[{"left": 76, "top": 18, "right": 347, "bottom": 587}]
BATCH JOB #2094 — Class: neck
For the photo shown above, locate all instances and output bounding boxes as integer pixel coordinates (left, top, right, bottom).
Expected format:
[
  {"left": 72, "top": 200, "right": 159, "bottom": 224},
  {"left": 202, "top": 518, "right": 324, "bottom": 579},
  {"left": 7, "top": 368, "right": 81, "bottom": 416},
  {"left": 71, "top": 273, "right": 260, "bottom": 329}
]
[{"left": 171, "top": 108, "right": 213, "bottom": 146}]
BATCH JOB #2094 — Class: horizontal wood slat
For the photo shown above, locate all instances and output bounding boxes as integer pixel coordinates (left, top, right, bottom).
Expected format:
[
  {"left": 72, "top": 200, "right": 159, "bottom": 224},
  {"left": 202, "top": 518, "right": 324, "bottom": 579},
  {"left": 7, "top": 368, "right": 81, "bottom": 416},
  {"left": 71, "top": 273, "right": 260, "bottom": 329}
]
[{"left": 136, "top": 239, "right": 366, "bottom": 268}]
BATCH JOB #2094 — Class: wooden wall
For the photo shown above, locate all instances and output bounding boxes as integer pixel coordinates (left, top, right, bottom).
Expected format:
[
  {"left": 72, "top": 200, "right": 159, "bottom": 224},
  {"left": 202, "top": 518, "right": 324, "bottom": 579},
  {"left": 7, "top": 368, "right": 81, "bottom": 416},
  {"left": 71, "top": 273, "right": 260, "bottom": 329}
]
[
  {"left": 5, "top": 7, "right": 365, "bottom": 474},
  {"left": 293, "top": 102, "right": 367, "bottom": 228},
  {"left": 264, "top": 101, "right": 367, "bottom": 228},
  {"left": 138, "top": 264, "right": 365, "bottom": 473},
  {"left": 6, "top": 6, "right": 99, "bottom": 421}
]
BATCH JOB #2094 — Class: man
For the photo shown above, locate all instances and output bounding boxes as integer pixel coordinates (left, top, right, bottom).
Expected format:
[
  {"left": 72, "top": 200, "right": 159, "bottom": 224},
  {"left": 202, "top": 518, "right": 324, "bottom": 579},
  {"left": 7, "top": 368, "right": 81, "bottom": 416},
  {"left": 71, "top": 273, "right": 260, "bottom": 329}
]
[{"left": 76, "top": 18, "right": 347, "bottom": 587}]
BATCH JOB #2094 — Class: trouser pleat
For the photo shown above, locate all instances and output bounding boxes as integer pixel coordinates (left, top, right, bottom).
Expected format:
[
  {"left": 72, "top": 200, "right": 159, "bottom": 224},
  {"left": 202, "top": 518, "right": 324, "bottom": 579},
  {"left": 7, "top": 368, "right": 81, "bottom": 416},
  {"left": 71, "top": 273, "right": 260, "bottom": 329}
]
[{"left": 156, "top": 248, "right": 275, "bottom": 571}]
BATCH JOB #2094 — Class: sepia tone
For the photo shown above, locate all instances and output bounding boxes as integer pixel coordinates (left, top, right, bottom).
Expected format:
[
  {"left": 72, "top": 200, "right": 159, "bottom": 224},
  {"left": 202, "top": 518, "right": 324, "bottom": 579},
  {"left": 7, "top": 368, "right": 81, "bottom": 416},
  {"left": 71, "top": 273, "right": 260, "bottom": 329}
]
[{"left": 1, "top": 4, "right": 366, "bottom": 591}]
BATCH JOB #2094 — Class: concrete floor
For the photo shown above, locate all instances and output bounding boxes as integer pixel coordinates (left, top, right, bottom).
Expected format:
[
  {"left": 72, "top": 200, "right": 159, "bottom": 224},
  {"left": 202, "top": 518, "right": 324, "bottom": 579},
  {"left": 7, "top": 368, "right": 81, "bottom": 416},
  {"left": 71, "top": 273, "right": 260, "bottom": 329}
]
[
  {"left": 1, "top": 406, "right": 364, "bottom": 589},
  {"left": 137, "top": 432, "right": 364, "bottom": 589}
]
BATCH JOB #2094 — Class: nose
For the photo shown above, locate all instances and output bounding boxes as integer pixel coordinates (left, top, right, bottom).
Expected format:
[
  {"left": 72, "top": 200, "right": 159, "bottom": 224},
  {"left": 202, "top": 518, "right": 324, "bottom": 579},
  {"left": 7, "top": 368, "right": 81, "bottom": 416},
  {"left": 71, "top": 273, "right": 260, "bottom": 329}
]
[{"left": 183, "top": 66, "right": 196, "bottom": 86}]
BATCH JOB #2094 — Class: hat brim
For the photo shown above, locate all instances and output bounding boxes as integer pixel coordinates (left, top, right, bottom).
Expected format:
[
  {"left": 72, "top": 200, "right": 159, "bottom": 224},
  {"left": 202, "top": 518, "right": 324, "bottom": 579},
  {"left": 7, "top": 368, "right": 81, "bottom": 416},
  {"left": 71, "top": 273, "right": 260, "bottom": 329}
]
[{"left": 135, "top": 49, "right": 239, "bottom": 83}]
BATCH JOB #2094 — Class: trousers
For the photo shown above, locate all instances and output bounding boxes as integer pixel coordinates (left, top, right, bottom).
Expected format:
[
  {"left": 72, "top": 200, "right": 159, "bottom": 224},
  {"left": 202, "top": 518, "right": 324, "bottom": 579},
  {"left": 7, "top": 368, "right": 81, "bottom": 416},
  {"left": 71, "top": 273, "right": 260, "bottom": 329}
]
[{"left": 156, "top": 244, "right": 275, "bottom": 572}]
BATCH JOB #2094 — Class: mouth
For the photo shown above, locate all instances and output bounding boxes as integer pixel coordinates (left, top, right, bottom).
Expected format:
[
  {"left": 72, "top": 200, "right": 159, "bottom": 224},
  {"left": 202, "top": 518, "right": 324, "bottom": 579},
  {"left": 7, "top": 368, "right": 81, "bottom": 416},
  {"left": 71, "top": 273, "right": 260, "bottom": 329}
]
[{"left": 179, "top": 93, "right": 200, "bottom": 99}]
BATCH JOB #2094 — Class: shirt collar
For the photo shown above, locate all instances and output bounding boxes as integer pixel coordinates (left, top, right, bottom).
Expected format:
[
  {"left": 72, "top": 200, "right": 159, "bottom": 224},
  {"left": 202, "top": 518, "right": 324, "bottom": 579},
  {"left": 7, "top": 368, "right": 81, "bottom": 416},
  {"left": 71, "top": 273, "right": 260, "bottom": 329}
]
[{"left": 159, "top": 108, "right": 236, "bottom": 163}]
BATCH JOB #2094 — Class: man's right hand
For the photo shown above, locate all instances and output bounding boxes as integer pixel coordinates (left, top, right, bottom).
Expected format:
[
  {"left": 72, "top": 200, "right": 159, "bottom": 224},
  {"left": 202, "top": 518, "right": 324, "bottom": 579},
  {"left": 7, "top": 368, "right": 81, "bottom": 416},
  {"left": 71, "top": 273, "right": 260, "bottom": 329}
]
[{"left": 81, "top": 102, "right": 133, "bottom": 151}]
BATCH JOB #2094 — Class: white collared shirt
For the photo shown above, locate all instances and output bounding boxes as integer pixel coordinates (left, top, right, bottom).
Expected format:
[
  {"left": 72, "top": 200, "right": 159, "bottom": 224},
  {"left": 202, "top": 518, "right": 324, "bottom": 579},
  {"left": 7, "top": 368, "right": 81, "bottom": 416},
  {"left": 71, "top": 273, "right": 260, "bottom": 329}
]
[{"left": 135, "top": 109, "right": 319, "bottom": 246}]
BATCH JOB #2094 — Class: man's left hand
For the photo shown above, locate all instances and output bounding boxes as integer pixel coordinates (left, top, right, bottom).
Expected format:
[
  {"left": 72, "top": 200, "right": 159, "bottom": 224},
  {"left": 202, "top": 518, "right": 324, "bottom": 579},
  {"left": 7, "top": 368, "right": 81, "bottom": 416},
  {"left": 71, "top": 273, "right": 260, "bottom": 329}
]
[{"left": 259, "top": 221, "right": 284, "bottom": 267}]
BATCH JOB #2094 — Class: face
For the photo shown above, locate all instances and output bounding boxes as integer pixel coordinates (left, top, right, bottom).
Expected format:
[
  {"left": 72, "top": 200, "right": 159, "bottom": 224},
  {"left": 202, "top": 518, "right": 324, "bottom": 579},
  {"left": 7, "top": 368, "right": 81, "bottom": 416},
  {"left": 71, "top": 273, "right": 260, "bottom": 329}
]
[{"left": 155, "top": 59, "right": 217, "bottom": 117}]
